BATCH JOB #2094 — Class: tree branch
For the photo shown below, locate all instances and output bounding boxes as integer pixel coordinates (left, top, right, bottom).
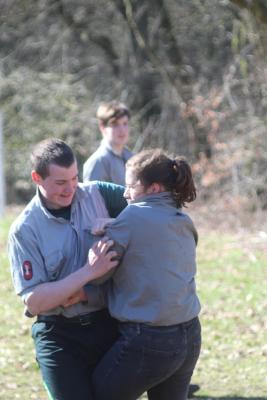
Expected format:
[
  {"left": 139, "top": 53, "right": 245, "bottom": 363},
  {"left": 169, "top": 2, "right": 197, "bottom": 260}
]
[{"left": 230, "top": 0, "right": 267, "bottom": 25}]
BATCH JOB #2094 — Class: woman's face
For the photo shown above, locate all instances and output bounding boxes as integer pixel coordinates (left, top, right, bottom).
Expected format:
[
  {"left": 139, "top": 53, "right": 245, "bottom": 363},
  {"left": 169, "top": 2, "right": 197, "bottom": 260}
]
[{"left": 124, "top": 169, "right": 146, "bottom": 203}]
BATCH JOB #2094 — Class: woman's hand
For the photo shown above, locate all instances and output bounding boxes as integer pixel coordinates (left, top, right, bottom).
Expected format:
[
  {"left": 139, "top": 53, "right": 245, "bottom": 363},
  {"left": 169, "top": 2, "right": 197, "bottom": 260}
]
[
  {"left": 91, "top": 218, "right": 115, "bottom": 235},
  {"left": 88, "top": 237, "right": 118, "bottom": 280}
]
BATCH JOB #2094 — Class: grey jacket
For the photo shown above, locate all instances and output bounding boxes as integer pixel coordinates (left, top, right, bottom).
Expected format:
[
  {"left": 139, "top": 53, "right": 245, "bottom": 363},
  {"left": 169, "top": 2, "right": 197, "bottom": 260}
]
[{"left": 105, "top": 192, "right": 201, "bottom": 326}]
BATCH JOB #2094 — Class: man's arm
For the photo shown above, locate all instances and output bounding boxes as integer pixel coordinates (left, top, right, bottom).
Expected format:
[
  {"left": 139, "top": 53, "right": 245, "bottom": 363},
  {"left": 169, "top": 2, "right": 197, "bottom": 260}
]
[
  {"left": 25, "top": 260, "right": 94, "bottom": 315},
  {"left": 10, "top": 233, "right": 118, "bottom": 316},
  {"left": 97, "top": 181, "right": 127, "bottom": 217}
]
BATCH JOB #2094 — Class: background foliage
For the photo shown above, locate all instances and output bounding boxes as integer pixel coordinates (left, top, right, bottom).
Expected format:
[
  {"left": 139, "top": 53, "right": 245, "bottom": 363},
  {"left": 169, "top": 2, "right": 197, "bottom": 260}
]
[{"left": 1, "top": 0, "right": 267, "bottom": 208}]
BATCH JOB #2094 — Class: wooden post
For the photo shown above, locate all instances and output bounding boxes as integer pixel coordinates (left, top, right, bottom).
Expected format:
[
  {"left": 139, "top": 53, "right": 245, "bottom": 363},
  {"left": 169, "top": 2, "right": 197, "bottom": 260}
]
[{"left": 0, "top": 112, "right": 6, "bottom": 216}]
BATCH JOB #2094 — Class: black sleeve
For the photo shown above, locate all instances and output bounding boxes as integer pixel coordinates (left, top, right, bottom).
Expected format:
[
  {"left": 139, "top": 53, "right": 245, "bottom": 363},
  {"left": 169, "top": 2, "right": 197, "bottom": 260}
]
[{"left": 96, "top": 181, "right": 127, "bottom": 217}]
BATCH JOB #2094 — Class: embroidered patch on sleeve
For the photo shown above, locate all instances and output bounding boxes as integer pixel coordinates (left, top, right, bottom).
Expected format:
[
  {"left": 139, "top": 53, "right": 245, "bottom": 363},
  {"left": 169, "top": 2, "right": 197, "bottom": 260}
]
[{"left": 22, "top": 261, "right": 33, "bottom": 280}]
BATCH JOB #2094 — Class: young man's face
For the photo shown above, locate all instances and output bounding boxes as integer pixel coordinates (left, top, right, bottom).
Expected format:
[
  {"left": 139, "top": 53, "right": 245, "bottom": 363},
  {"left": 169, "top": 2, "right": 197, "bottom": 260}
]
[
  {"left": 32, "top": 162, "right": 79, "bottom": 209},
  {"left": 100, "top": 115, "right": 129, "bottom": 150}
]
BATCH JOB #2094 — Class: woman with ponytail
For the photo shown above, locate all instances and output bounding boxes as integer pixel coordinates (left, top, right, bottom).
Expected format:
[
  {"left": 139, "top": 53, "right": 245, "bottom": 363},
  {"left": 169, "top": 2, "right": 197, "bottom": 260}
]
[{"left": 89, "top": 148, "right": 201, "bottom": 400}]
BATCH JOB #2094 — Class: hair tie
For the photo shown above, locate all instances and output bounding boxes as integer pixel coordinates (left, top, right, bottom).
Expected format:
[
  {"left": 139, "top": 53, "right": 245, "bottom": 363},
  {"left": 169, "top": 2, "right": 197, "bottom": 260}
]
[{"left": 172, "top": 160, "right": 178, "bottom": 172}]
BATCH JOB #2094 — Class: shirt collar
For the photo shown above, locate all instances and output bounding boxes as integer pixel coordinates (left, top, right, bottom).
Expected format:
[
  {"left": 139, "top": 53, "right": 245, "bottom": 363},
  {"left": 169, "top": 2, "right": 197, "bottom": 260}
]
[
  {"left": 35, "top": 189, "right": 57, "bottom": 219},
  {"left": 132, "top": 192, "right": 177, "bottom": 207},
  {"left": 35, "top": 184, "right": 85, "bottom": 220},
  {"left": 100, "top": 139, "right": 126, "bottom": 158}
]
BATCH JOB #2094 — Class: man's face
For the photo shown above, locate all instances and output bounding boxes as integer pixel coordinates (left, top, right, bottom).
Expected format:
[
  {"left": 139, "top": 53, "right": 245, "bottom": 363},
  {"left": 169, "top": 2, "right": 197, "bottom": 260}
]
[
  {"left": 33, "top": 162, "right": 79, "bottom": 209},
  {"left": 101, "top": 115, "right": 129, "bottom": 149}
]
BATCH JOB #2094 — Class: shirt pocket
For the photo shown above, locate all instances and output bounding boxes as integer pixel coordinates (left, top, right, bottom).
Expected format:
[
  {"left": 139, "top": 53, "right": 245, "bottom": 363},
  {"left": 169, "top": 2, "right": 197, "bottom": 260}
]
[{"left": 44, "top": 250, "right": 65, "bottom": 281}]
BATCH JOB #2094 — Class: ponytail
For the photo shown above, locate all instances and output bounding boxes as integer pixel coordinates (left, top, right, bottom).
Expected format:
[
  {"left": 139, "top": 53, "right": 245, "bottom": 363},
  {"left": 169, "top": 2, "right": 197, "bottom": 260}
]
[{"left": 172, "top": 158, "right": 196, "bottom": 208}]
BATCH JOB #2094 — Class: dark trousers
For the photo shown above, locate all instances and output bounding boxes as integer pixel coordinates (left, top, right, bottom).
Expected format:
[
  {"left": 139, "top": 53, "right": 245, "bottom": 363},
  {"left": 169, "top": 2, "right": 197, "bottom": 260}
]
[
  {"left": 32, "top": 309, "right": 118, "bottom": 400},
  {"left": 92, "top": 316, "right": 201, "bottom": 400}
]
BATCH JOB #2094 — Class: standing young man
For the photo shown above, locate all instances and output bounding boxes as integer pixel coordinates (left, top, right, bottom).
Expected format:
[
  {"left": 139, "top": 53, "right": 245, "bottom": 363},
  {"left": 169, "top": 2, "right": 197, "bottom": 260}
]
[
  {"left": 8, "top": 138, "right": 127, "bottom": 400},
  {"left": 83, "top": 101, "right": 133, "bottom": 185}
]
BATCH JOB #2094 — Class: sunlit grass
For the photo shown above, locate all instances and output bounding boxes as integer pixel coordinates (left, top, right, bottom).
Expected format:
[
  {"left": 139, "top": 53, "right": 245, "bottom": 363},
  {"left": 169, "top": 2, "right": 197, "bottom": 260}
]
[
  {"left": 0, "top": 214, "right": 266, "bottom": 399},
  {"left": 194, "top": 229, "right": 267, "bottom": 398}
]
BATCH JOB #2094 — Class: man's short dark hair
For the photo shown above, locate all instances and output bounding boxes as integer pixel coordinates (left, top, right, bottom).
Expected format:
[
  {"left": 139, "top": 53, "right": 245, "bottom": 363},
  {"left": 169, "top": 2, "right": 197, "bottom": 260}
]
[
  {"left": 31, "top": 138, "right": 75, "bottom": 178},
  {"left": 96, "top": 101, "right": 130, "bottom": 126}
]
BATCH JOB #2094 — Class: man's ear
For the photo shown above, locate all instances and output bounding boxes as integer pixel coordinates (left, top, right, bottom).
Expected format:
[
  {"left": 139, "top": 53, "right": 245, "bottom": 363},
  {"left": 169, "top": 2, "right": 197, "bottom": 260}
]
[
  {"left": 31, "top": 170, "right": 42, "bottom": 184},
  {"left": 99, "top": 121, "right": 106, "bottom": 136}
]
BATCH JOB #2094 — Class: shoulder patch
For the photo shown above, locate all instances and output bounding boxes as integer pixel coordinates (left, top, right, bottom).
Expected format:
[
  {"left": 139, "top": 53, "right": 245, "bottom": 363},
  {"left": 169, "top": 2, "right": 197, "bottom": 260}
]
[{"left": 22, "top": 261, "right": 33, "bottom": 280}]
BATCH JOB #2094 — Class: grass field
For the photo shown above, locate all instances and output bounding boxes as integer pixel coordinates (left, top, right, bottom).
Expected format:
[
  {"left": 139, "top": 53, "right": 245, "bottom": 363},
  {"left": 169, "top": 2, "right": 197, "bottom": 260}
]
[{"left": 0, "top": 211, "right": 266, "bottom": 400}]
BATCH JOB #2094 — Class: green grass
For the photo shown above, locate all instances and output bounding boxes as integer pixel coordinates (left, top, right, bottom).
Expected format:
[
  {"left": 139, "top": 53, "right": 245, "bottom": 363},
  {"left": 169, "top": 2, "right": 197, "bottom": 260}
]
[
  {"left": 0, "top": 213, "right": 266, "bottom": 399},
  {"left": 193, "top": 232, "right": 267, "bottom": 399},
  {"left": 0, "top": 214, "right": 47, "bottom": 399}
]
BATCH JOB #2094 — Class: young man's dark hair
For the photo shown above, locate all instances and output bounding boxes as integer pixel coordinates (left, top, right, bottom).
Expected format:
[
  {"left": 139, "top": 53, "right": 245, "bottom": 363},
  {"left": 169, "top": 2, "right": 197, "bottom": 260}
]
[
  {"left": 96, "top": 101, "right": 130, "bottom": 126},
  {"left": 31, "top": 138, "right": 75, "bottom": 179}
]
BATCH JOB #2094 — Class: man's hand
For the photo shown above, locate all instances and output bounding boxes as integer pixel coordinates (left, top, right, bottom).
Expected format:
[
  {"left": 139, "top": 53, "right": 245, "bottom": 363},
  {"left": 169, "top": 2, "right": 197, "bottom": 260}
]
[{"left": 88, "top": 237, "right": 118, "bottom": 280}]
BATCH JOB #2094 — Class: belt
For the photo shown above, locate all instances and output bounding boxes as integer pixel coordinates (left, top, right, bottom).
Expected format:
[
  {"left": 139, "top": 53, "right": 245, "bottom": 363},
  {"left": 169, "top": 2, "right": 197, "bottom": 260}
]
[
  {"left": 120, "top": 316, "right": 199, "bottom": 331},
  {"left": 37, "top": 308, "right": 109, "bottom": 326}
]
